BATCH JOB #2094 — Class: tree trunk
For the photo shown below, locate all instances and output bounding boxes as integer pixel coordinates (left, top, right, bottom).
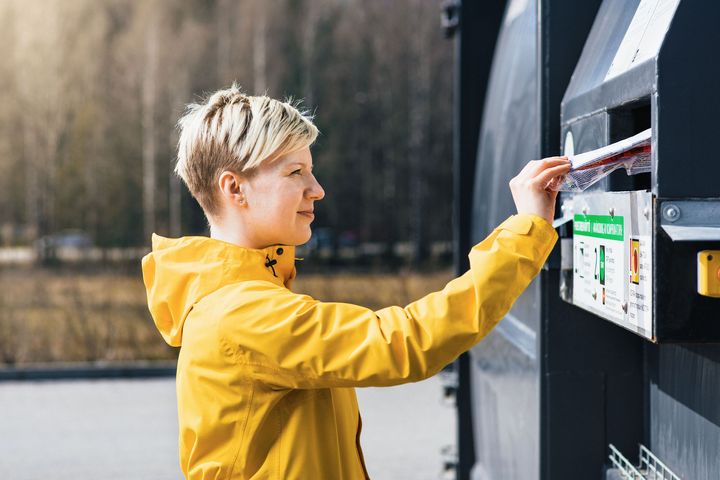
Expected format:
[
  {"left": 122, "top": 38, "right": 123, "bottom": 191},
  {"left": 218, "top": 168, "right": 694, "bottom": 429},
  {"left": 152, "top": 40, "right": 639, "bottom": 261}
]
[
  {"left": 142, "top": 14, "right": 158, "bottom": 241},
  {"left": 169, "top": 72, "right": 189, "bottom": 238},
  {"left": 216, "top": 0, "right": 232, "bottom": 85},
  {"left": 253, "top": 0, "right": 267, "bottom": 94},
  {"left": 23, "top": 126, "right": 39, "bottom": 242},
  {"left": 302, "top": 0, "right": 318, "bottom": 107},
  {"left": 407, "top": 1, "right": 432, "bottom": 266}
]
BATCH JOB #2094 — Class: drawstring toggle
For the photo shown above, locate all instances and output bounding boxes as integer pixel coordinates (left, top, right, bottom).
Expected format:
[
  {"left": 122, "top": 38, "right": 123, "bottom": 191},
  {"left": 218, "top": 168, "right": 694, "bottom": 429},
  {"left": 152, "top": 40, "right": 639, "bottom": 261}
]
[{"left": 265, "top": 255, "right": 278, "bottom": 277}]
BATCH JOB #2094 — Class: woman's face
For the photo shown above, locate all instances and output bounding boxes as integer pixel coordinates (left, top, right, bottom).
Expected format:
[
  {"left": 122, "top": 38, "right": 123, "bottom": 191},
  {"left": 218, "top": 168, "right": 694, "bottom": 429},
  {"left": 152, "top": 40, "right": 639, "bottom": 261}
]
[{"left": 241, "top": 147, "right": 325, "bottom": 247}]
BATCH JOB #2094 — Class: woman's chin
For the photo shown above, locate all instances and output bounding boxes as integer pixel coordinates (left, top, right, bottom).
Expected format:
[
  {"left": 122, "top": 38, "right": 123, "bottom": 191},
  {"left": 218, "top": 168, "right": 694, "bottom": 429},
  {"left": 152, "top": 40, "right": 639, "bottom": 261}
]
[
  {"left": 299, "top": 230, "right": 312, "bottom": 245},
  {"left": 285, "top": 228, "right": 312, "bottom": 246}
]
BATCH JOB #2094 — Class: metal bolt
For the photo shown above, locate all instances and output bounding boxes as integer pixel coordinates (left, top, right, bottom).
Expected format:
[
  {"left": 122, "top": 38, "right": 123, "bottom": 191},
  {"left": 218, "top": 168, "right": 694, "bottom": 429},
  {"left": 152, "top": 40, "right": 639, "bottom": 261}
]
[
  {"left": 609, "top": 207, "right": 615, "bottom": 218},
  {"left": 582, "top": 206, "right": 589, "bottom": 215},
  {"left": 662, "top": 204, "right": 681, "bottom": 222},
  {"left": 622, "top": 302, "right": 628, "bottom": 313},
  {"left": 643, "top": 206, "right": 650, "bottom": 220}
]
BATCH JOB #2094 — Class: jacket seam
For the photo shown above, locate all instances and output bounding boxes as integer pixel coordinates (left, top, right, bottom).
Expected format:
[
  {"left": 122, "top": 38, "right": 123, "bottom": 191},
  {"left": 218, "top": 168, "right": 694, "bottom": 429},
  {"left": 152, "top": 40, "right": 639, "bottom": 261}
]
[
  {"left": 213, "top": 281, "right": 345, "bottom": 388},
  {"left": 219, "top": 321, "right": 345, "bottom": 388},
  {"left": 239, "top": 358, "right": 345, "bottom": 386},
  {"left": 277, "top": 397, "right": 283, "bottom": 479},
  {"left": 228, "top": 382, "right": 256, "bottom": 479}
]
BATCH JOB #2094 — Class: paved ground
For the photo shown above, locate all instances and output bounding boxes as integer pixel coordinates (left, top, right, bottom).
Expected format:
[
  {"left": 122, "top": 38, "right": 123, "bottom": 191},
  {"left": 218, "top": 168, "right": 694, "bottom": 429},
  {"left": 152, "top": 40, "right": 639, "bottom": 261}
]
[
  {"left": 357, "top": 377, "right": 456, "bottom": 480},
  {"left": 0, "top": 374, "right": 455, "bottom": 479}
]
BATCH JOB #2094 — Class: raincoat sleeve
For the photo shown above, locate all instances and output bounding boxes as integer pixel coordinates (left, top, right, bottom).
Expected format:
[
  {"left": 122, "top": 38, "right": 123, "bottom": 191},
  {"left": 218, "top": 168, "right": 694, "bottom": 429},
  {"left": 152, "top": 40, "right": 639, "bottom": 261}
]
[{"left": 216, "top": 214, "right": 557, "bottom": 389}]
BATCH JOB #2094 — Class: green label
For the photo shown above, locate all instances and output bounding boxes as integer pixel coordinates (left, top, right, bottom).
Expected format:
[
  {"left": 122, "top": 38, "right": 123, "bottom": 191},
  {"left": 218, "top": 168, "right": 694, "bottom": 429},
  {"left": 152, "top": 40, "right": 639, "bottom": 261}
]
[{"left": 573, "top": 214, "right": 624, "bottom": 241}]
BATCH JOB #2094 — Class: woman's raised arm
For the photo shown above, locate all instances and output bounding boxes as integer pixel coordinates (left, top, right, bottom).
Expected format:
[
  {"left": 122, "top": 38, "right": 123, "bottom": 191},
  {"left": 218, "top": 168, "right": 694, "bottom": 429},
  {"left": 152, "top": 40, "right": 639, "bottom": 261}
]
[{"left": 213, "top": 213, "right": 556, "bottom": 389}]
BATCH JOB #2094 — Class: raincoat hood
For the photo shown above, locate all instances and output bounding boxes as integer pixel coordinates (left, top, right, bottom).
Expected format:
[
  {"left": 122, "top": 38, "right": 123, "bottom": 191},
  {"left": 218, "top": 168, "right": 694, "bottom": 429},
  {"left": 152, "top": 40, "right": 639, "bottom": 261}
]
[{"left": 141, "top": 234, "right": 296, "bottom": 347}]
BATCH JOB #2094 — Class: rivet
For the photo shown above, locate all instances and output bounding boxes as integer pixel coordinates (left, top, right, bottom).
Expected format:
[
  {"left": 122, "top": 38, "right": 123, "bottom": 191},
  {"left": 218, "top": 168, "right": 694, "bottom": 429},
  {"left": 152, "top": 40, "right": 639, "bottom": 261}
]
[{"left": 662, "top": 204, "right": 681, "bottom": 223}]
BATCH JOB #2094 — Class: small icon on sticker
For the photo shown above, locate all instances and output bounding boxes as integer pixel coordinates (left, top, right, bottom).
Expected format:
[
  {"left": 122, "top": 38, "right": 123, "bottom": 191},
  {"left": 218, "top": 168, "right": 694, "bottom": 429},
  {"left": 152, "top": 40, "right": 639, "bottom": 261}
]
[{"left": 631, "top": 239, "right": 640, "bottom": 285}]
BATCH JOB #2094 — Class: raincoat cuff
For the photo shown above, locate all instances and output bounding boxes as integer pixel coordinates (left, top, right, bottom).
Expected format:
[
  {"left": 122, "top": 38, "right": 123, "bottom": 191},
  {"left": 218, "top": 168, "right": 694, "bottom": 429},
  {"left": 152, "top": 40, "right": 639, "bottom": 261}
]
[
  {"left": 496, "top": 214, "right": 558, "bottom": 255},
  {"left": 496, "top": 214, "right": 553, "bottom": 234}
]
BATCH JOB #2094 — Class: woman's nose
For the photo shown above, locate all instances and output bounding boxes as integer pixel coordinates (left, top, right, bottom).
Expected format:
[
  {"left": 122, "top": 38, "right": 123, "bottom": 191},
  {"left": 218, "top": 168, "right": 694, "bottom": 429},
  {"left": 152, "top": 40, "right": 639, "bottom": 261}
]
[{"left": 307, "top": 175, "right": 325, "bottom": 200}]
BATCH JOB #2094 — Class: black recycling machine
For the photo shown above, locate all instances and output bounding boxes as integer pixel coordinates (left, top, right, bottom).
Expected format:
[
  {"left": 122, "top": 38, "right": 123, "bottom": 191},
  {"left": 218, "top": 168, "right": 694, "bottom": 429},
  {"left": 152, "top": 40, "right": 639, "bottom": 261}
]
[{"left": 443, "top": 1, "right": 720, "bottom": 479}]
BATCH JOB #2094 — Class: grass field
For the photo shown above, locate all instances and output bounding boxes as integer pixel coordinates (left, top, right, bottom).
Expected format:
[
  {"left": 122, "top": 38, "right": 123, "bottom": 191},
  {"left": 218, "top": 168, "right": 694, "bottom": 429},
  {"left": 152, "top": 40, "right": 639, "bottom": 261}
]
[{"left": 0, "top": 267, "right": 453, "bottom": 366}]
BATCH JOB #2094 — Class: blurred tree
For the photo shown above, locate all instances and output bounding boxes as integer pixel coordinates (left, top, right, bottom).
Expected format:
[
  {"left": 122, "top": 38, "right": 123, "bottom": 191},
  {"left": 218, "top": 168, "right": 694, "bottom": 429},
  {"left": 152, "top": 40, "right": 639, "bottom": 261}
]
[
  {"left": 142, "top": 1, "right": 160, "bottom": 241},
  {"left": 407, "top": 0, "right": 433, "bottom": 263},
  {"left": 0, "top": 0, "right": 454, "bottom": 266},
  {"left": 252, "top": 0, "right": 267, "bottom": 94}
]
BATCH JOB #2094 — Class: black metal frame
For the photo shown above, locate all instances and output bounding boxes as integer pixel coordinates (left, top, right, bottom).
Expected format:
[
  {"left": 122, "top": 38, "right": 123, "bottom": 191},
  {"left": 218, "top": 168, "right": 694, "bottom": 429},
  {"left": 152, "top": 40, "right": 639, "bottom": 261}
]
[{"left": 449, "top": 2, "right": 507, "bottom": 478}]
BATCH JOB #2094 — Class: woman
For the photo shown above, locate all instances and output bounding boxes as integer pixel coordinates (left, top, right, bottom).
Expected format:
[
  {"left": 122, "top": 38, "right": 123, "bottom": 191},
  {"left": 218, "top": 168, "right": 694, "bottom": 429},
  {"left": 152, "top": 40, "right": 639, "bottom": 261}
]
[{"left": 142, "top": 84, "right": 570, "bottom": 479}]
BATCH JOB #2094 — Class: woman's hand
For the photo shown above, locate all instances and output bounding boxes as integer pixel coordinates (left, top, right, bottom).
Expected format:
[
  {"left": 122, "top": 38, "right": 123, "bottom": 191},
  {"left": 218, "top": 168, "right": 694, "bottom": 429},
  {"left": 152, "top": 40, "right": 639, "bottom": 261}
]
[{"left": 509, "top": 156, "right": 571, "bottom": 224}]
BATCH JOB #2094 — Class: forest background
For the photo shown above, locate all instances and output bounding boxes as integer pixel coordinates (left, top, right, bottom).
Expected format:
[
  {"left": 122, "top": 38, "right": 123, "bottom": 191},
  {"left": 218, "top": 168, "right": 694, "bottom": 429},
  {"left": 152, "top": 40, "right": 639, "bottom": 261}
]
[
  {"left": 0, "top": 0, "right": 456, "bottom": 364},
  {"left": 0, "top": 0, "right": 454, "bottom": 259}
]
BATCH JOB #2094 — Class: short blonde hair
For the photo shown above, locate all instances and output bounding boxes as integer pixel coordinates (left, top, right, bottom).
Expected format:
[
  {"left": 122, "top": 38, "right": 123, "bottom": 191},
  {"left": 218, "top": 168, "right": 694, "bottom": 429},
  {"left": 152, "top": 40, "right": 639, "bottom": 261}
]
[{"left": 176, "top": 84, "right": 318, "bottom": 216}]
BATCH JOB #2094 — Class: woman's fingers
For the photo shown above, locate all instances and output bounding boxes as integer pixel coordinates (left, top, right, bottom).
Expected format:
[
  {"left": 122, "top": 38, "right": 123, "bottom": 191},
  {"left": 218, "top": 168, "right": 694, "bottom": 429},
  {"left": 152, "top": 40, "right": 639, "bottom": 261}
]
[
  {"left": 514, "top": 157, "right": 569, "bottom": 183},
  {"left": 524, "top": 156, "right": 569, "bottom": 177},
  {"left": 513, "top": 158, "right": 570, "bottom": 187},
  {"left": 509, "top": 156, "right": 570, "bottom": 224},
  {"left": 534, "top": 162, "right": 572, "bottom": 187}
]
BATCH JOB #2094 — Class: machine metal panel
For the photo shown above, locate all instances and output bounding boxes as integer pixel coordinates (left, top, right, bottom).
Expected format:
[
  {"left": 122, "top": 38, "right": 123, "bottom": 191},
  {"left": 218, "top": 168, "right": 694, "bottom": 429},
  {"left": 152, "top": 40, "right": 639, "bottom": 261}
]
[
  {"left": 603, "top": 0, "right": 680, "bottom": 82},
  {"left": 450, "top": 0, "right": 510, "bottom": 477},
  {"left": 469, "top": 285, "right": 540, "bottom": 480},
  {"left": 653, "top": 200, "right": 720, "bottom": 342},
  {"left": 562, "top": 0, "right": 651, "bottom": 122},
  {"left": 654, "top": 2, "right": 720, "bottom": 198},
  {"left": 559, "top": 0, "right": 720, "bottom": 343},
  {"left": 466, "top": 0, "right": 608, "bottom": 477},
  {"left": 562, "top": 0, "right": 639, "bottom": 100},
  {"left": 562, "top": 0, "right": 681, "bottom": 123},
  {"left": 459, "top": 0, "right": 720, "bottom": 477},
  {"left": 555, "top": 0, "right": 720, "bottom": 477},
  {"left": 471, "top": 0, "right": 539, "bottom": 240},
  {"left": 647, "top": 345, "right": 720, "bottom": 479},
  {"left": 469, "top": 1, "right": 540, "bottom": 478}
]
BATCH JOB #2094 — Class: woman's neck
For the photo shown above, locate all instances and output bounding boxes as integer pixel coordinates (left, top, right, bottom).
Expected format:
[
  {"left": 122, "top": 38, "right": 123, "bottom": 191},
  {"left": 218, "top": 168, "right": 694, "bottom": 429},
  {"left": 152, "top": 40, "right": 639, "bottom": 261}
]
[{"left": 210, "top": 221, "right": 265, "bottom": 250}]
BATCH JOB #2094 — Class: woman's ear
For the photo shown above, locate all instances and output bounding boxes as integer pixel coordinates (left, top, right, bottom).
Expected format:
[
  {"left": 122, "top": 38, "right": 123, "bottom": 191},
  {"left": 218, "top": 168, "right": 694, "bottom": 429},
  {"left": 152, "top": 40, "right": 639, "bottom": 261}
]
[{"left": 218, "top": 171, "right": 247, "bottom": 207}]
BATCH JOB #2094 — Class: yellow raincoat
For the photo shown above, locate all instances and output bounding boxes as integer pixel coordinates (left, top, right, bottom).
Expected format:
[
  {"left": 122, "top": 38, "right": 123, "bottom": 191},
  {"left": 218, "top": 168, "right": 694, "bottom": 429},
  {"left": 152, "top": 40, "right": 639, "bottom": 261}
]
[{"left": 142, "top": 214, "right": 556, "bottom": 479}]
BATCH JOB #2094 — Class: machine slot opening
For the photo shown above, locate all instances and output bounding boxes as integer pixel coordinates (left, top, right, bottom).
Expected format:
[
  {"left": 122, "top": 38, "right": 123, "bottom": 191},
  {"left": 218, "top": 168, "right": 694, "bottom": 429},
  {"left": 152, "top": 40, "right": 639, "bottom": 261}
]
[{"left": 607, "top": 100, "right": 652, "bottom": 191}]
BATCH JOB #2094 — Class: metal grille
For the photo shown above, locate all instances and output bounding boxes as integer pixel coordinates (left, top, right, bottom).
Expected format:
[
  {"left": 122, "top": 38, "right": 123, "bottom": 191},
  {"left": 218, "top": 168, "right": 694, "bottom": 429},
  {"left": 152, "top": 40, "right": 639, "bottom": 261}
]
[
  {"left": 639, "top": 445, "right": 681, "bottom": 480},
  {"left": 608, "top": 444, "right": 681, "bottom": 480},
  {"left": 609, "top": 445, "right": 644, "bottom": 479}
]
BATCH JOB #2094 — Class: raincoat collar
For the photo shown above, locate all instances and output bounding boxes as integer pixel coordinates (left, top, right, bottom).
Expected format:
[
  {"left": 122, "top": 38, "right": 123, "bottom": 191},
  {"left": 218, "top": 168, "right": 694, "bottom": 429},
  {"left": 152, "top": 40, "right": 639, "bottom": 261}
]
[
  {"left": 151, "top": 234, "right": 297, "bottom": 287},
  {"left": 142, "top": 234, "right": 296, "bottom": 347}
]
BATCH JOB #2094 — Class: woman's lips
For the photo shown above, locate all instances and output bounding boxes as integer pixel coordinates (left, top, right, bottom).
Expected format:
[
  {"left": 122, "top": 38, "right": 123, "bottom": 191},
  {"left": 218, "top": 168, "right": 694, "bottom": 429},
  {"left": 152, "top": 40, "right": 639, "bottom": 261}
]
[{"left": 298, "top": 211, "right": 315, "bottom": 220}]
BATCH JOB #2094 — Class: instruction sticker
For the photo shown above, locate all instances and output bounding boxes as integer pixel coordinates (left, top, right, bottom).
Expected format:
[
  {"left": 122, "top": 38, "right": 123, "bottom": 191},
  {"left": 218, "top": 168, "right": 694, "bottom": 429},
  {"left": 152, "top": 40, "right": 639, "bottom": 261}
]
[
  {"left": 573, "top": 215, "right": 627, "bottom": 323},
  {"left": 628, "top": 236, "right": 652, "bottom": 333}
]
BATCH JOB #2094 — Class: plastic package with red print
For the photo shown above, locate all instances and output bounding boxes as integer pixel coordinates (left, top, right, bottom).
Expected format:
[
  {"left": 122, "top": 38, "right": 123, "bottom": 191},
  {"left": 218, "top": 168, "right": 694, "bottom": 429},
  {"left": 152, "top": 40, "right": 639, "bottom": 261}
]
[{"left": 547, "top": 129, "right": 652, "bottom": 192}]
